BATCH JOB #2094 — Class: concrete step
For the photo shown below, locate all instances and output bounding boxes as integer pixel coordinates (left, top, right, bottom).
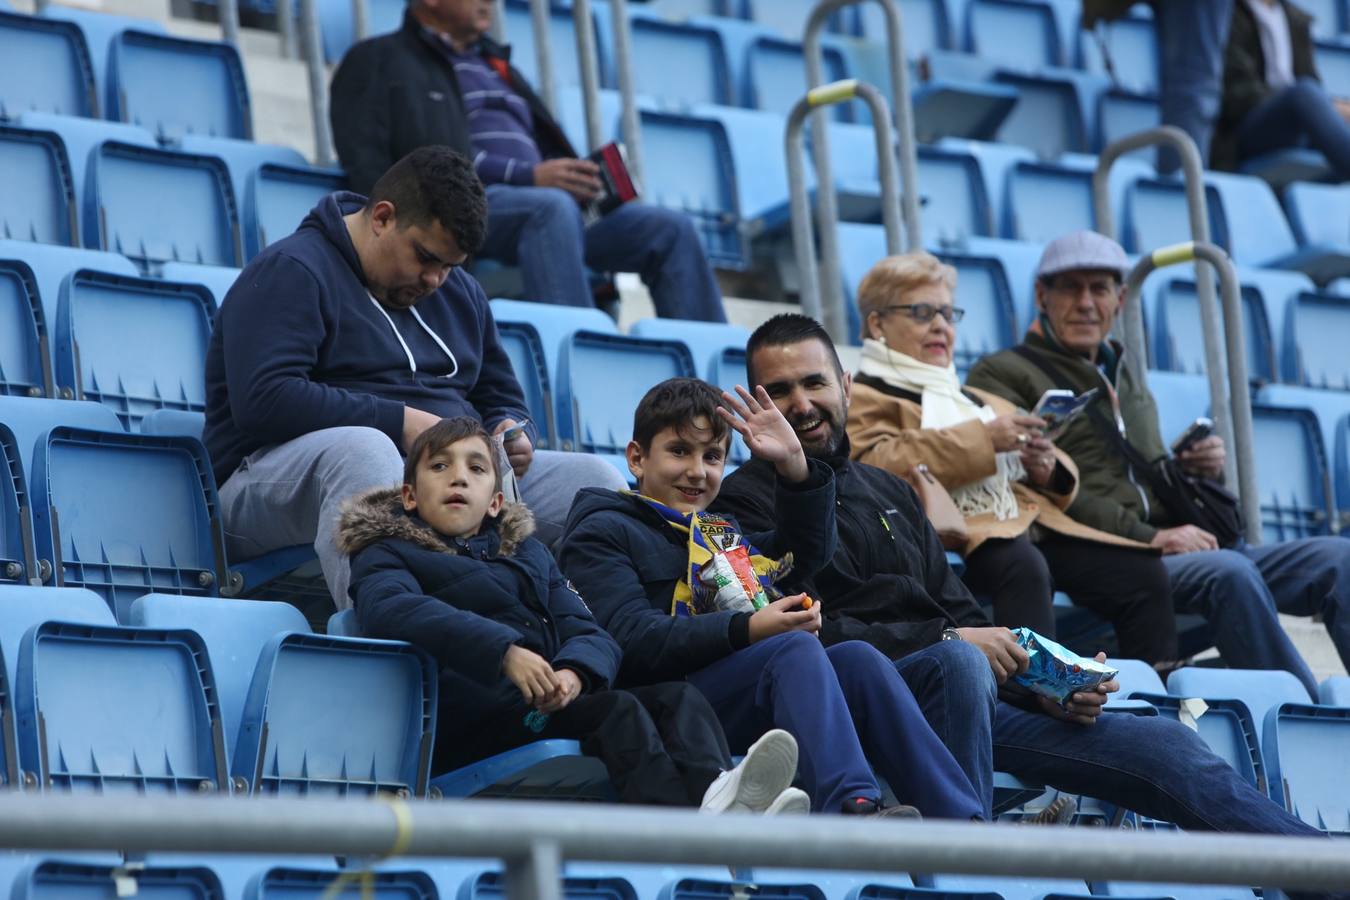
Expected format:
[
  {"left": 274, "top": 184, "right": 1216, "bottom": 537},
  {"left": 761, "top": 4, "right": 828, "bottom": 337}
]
[{"left": 1280, "top": 614, "right": 1347, "bottom": 683}]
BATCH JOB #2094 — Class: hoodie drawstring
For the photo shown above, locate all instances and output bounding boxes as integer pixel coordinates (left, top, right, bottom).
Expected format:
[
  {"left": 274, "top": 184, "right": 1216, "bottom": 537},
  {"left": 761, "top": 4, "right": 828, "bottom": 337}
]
[{"left": 367, "top": 294, "right": 460, "bottom": 379}]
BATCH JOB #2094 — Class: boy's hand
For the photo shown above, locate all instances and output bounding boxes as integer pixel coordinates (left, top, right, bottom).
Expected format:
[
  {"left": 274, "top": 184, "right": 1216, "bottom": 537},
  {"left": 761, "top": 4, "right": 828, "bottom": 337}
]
[
  {"left": 538, "top": 668, "right": 584, "bottom": 713},
  {"left": 748, "top": 594, "right": 821, "bottom": 643},
  {"left": 503, "top": 644, "right": 560, "bottom": 706},
  {"left": 717, "top": 385, "right": 809, "bottom": 482}
]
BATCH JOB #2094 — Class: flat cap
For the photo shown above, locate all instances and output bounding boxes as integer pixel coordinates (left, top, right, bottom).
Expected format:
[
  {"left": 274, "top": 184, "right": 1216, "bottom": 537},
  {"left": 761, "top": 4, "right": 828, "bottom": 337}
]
[{"left": 1036, "top": 230, "right": 1129, "bottom": 280}]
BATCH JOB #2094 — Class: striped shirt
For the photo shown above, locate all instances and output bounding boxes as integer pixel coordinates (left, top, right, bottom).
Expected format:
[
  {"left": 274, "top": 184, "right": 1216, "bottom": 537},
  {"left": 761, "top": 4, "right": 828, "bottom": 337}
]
[{"left": 433, "top": 33, "right": 542, "bottom": 186}]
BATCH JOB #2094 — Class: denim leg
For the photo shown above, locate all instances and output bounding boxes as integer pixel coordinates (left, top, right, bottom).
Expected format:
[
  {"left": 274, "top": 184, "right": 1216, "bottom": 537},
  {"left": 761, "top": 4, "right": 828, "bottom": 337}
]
[
  {"left": 1244, "top": 536, "right": 1350, "bottom": 672},
  {"left": 828, "top": 641, "right": 985, "bottom": 820},
  {"left": 1235, "top": 78, "right": 1350, "bottom": 176},
  {"left": 478, "top": 184, "right": 593, "bottom": 307},
  {"left": 516, "top": 450, "right": 628, "bottom": 549},
  {"left": 583, "top": 203, "right": 726, "bottom": 322},
  {"left": 893, "top": 641, "right": 998, "bottom": 819},
  {"left": 1154, "top": 0, "right": 1233, "bottom": 173},
  {"left": 1164, "top": 549, "right": 1318, "bottom": 695},
  {"left": 685, "top": 631, "right": 879, "bottom": 813},
  {"left": 992, "top": 702, "right": 1324, "bottom": 836}
]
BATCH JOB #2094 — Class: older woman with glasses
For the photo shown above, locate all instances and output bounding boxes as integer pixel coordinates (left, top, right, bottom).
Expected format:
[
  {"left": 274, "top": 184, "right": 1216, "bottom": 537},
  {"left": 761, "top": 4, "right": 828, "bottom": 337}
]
[{"left": 844, "top": 252, "right": 1179, "bottom": 667}]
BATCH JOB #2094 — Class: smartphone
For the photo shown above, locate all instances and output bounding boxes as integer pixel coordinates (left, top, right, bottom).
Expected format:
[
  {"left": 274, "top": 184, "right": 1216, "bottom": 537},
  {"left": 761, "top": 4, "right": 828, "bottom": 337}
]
[
  {"left": 1171, "top": 417, "right": 1214, "bottom": 455},
  {"left": 498, "top": 419, "right": 530, "bottom": 443},
  {"left": 1031, "top": 388, "right": 1099, "bottom": 440}
]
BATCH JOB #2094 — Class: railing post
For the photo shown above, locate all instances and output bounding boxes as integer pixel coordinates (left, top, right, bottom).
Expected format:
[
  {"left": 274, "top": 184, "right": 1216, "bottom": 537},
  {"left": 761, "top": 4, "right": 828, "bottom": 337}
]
[
  {"left": 276, "top": 0, "right": 298, "bottom": 59},
  {"left": 351, "top": 0, "right": 370, "bottom": 43},
  {"left": 219, "top": 0, "right": 242, "bottom": 48},
  {"left": 528, "top": 0, "right": 556, "bottom": 115},
  {"left": 787, "top": 80, "right": 900, "bottom": 339},
  {"left": 608, "top": 0, "right": 644, "bottom": 186},
  {"left": 504, "top": 840, "right": 564, "bottom": 900},
  {"left": 300, "top": 0, "right": 337, "bottom": 167},
  {"left": 1124, "top": 242, "right": 1262, "bottom": 545},
  {"left": 572, "top": 0, "right": 605, "bottom": 152}
]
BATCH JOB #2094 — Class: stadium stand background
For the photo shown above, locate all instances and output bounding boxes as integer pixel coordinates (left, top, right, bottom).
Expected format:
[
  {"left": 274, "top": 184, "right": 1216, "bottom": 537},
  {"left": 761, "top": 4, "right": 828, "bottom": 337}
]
[{"left": 0, "top": 0, "right": 1348, "bottom": 895}]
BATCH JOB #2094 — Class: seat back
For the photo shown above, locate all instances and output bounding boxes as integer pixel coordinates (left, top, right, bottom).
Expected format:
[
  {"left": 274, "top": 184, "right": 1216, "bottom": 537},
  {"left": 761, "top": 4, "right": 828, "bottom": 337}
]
[
  {"left": 937, "top": 253, "right": 1019, "bottom": 371},
  {"left": 1286, "top": 290, "right": 1350, "bottom": 389},
  {"left": 0, "top": 260, "right": 52, "bottom": 398},
  {"left": 994, "top": 73, "right": 1088, "bottom": 158},
  {"left": 1249, "top": 405, "right": 1336, "bottom": 542},
  {"left": 1150, "top": 276, "right": 1276, "bottom": 383},
  {"left": 1168, "top": 667, "right": 1314, "bottom": 720},
  {"left": 0, "top": 425, "right": 36, "bottom": 588},
  {"left": 1266, "top": 701, "right": 1350, "bottom": 833},
  {"left": 1080, "top": 13, "right": 1158, "bottom": 94},
  {"left": 500, "top": 0, "right": 599, "bottom": 92},
  {"left": 233, "top": 633, "right": 437, "bottom": 797},
  {"left": 915, "top": 145, "right": 993, "bottom": 243},
  {"left": 245, "top": 163, "right": 345, "bottom": 260},
  {"left": 0, "top": 11, "right": 97, "bottom": 118},
  {"left": 639, "top": 110, "right": 744, "bottom": 268},
  {"left": 1130, "top": 690, "right": 1269, "bottom": 794},
  {"left": 0, "top": 124, "right": 78, "bottom": 248},
  {"left": 1282, "top": 180, "right": 1350, "bottom": 251},
  {"left": 1096, "top": 89, "right": 1160, "bottom": 155},
  {"left": 1314, "top": 38, "right": 1350, "bottom": 95},
  {"left": 1320, "top": 675, "right": 1350, "bottom": 706},
  {"left": 54, "top": 269, "right": 214, "bottom": 430},
  {"left": 1300, "top": 0, "right": 1343, "bottom": 39},
  {"left": 1206, "top": 171, "right": 1300, "bottom": 267},
  {"left": 14, "top": 860, "right": 225, "bottom": 899},
  {"left": 858, "top": 0, "right": 951, "bottom": 57},
  {"left": 1146, "top": 371, "right": 1211, "bottom": 449},
  {"left": 743, "top": 35, "right": 850, "bottom": 120},
  {"left": 246, "top": 866, "right": 437, "bottom": 899},
  {"left": 489, "top": 300, "right": 617, "bottom": 398},
  {"left": 14, "top": 621, "right": 228, "bottom": 793},
  {"left": 967, "top": 0, "right": 1061, "bottom": 70},
  {"left": 8, "top": 113, "right": 156, "bottom": 219},
  {"left": 107, "top": 29, "right": 252, "bottom": 141},
  {"left": 0, "top": 585, "right": 116, "bottom": 697},
  {"left": 160, "top": 262, "right": 242, "bottom": 309},
  {"left": 1004, "top": 161, "right": 1094, "bottom": 243},
  {"left": 1122, "top": 177, "right": 1226, "bottom": 254},
  {"left": 85, "top": 141, "right": 242, "bottom": 268},
  {"left": 496, "top": 320, "right": 555, "bottom": 451},
  {"left": 31, "top": 427, "right": 227, "bottom": 620},
  {"left": 630, "top": 18, "right": 731, "bottom": 107}
]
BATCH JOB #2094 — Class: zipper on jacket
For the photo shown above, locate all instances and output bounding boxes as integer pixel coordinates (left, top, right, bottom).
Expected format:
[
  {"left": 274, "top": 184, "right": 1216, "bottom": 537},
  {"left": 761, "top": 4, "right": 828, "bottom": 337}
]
[{"left": 1094, "top": 357, "right": 1151, "bottom": 521}]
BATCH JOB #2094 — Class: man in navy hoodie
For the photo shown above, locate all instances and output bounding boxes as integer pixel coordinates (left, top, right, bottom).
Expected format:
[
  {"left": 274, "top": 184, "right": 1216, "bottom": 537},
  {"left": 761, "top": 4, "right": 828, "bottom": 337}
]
[{"left": 203, "top": 146, "right": 625, "bottom": 611}]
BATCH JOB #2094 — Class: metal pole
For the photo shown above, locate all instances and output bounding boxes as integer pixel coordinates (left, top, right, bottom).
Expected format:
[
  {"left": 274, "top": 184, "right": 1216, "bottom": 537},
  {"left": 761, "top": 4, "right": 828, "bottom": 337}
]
[
  {"left": 787, "top": 80, "right": 900, "bottom": 337},
  {"left": 573, "top": 0, "right": 605, "bottom": 152},
  {"left": 528, "top": 0, "right": 556, "bottom": 116},
  {"left": 300, "top": 0, "right": 337, "bottom": 167},
  {"left": 1124, "top": 242, "right": 1262, "bottom": 545},
  {"left": 2, "top": 795, "right": 1349, "bottom": 892},
  {"left": 219, "top": 0, "right": 242, "bottom": 48},
  {"left": 609, "top": 0, "right": 644, "bottom": 186},
  {"left": 1093, "top": 126, "right": 1234, "bottom": 487},
  {"left": 506, "top": 841, "right": 564, "bottom": 900},
  {"left": 276, "top": 0, "right": 298, "bottom": 60},
  {"left": 351, "top": 0, "right": 370, "bottom": 43}
]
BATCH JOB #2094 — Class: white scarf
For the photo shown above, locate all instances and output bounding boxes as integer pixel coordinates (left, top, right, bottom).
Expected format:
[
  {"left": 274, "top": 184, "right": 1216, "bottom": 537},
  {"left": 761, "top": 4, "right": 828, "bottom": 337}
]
[{"left": 858, "top": 338, "right": 1024, "bottom": 520}]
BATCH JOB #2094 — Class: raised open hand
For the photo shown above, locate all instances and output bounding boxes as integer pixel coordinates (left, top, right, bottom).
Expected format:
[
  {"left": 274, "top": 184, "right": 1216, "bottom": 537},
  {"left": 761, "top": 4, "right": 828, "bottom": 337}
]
[{"left": 716, "top": 385, "right": 809, "bottom": 482}]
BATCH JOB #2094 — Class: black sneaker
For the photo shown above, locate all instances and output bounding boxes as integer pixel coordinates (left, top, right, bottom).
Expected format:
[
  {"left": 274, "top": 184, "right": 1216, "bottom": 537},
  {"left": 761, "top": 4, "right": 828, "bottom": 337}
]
[{"left": 840, "top": 797, "right": 923, "bottom": 819}]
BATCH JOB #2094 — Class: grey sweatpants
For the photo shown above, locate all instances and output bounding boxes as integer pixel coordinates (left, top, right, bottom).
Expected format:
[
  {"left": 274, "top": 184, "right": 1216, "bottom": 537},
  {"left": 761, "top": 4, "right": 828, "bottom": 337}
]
[{"left": 217, "top": 426, "right": 628, "bottom": 609}]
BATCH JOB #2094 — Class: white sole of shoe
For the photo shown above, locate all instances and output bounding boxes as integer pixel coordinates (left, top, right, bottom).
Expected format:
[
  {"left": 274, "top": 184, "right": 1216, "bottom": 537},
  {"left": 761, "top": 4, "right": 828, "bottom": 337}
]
[
  {"left": 764, "top": 787, "right": 811, "bottom": 815},
  {"left": 701, "top": 728, "right": 799, "bottom": 814}
]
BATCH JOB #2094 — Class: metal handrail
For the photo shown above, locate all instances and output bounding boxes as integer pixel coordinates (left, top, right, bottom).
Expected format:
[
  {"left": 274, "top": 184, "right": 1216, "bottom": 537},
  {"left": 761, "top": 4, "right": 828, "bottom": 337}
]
[
  {"left": 350, "top": 0, "right": 369, "bottom": 44},
  {"left": 787, "top": 80, "right": 900, "bottom": 334},
  {"left": 1, "top": 794, "right": 1349, "bottom": 899},
  {"left": 1092, "top": 127, "right": 1236, "bottom": 488},
  {"left": 529, "top": 0, "right": 557, "bottom": 115},
  {"left": 276, "top": 0, "right": 297, "bottom": 59},
  {"left": 220, "top": 0, "right": 241, "bottom": 47},
  {"left": 300, "top": 0, "right": 337, "bottom": 166},
  {"left": 573, "top": 0, "right": 605, "bottom": 152},
  {"left": 1124, "top": 242, "right": 1262, "bottom": 545}
]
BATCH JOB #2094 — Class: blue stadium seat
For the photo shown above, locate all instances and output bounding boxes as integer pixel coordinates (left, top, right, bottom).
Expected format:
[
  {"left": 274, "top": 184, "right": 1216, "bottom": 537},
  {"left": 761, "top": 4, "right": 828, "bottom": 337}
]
[
  {"left": 0, "top": 124, "right": 78, "bottom": 247},
  {"left": 1121, "top": 175, "right": 1227, "bottom": 255},
  {"left": 1125, "top": 686, "right": 1270, "bottom": 796},
  {"left": 967, "top": 0, "right": 1063, "bottom": 70},
  {"left": 0, "top": 242, "right": 138, "bottom": 357},
  {"left": 106, "top": 29, "right": 252, "bottom": 141},
  {"left": 993, "top": 70, "right": 1097, "bottom": 158},
  {"left": 159, "top": 262, "right": 241, "bottom": 308},
  {"left": 12, "top": 860, "right": 225, "bottom": 898},
  {"left": 930, "top": 874, "right": 1095, "bottom": 900},
  {"left": 1282, "top": 290, "right": 1350, "bottom": 389},
  {"left": 13, "top": 621, "right": 228, "bottom": 792},
  {"left": 1003, "top": 160, "right": 1095, "bottom": 243},
  {"left": 741, "top": 0, "right": 851, "bottom": 38},
  {"left": 232, "top": 632, "right": 437, "bottom": 797},
  {"left": 937, "top": 138, "right": 1036, "bottom": 242},
  {"left": 139, "top": 409, "right": 207, "bottom": 439},
  {"left": 1314, "top": 38, "right": 1350, "bottom": 95},
  {"left": 1321, "top": 675, "right": 1350, "bottom": 705},
  {"left": 52, "top": 269, "right": 214, "bottom": 430},
  {"left": 326, "top": 608, "right": 359, "bottom": 636},
  {"left": 1249, "top": 404, "right": 1336, "bottom": 542},
  {"left": 935, "top": 252, "right": 1020, "bottom": 370},
  {"left": 318, "top": 0, "right": 403, "bottom": 62},
  {"left": 28, "top": 426, "right": 226, "bottom": 619},
  {"left": 1283, "top": 181, "right": 1350, "bottom": 257},
  {"left": 431, "top": 738, "right": 612, "bottom": 801},
  {"left": 1206, "top": 171, "right": 1346, "bottom": 280},
  {"left": 489, "top": 299, "right": 617, "bottom": 396},
  {"left": 0, "top": 11, "right": 97, "bottom": 118},
  {"left": 1301, "top": 0, "right": 1345, "bottom": 39},
  {"left": 695, "top": 104, "right": 795, "bottom": 231},
  {"left": 247, "top": 865, "right": 439, "bottom": 899},
  {"left": 0, "top": 585, "right": 115, "bottom": 696},
  {"left": 496, "top": 319, "right": 556, "bottom": 450},
  {"left": 12, "top": 111, "right": 157, "bottom": 212},
  {"left": 555, "top": 331, "right": 696, "bottom": 466},
  {"left": 1080, "top": 11, "right": 1158, "bottom": 95},
  {"left": 178, "top": 134, "right": 307, "bottom": 222},
  {"left": 1147, "top": 275, "right": 1277, "bottom": 383},
  {"left": 658, "top": 875, "right": 826, "bottom": 900},
  {"left": 629, "top": 16, "right": 732, "bottom": 107},
  {"left": 856, "top": 0, "right": 953, "bottom": 57},
  {"left": 500, "top": 0, "right": 602, "bottom": 93},
  {"left": 0, "top": 259, "right": 53, "bottom": 398},
  {"left": 742, "top": 34, "right": 851, "bottom": 121},
  {"left": 39, "top": 6, "right": 167, "bottom": 108},
  {"left": 1146, "top": 371, "right": 1211, "bottom": 449},
  {"left": 1256, "top": 383, "right": 1350, "bottom": 530},
  {"left": 244, "top": 162, "right": 346, "bottom": 259},
  {"left": 0, "top": 422, "right": 36, "bottom": 591},
  {"left": 1234, "top": 265, "right": 1317, "bottom": 381},
  {"left": 1103, "top": 657, "right": 1166, "bottom": 712},
  {"left": 1096, "top": 88, "right": 1160, "bottom": 156},
  {"left": 913, "top": 144, "right": 995, "bottom": 243},
  {"left": 1240, "top": 148, "right": 1334, "bottom": 192},
  {"left": 1265, "top": 697, "right": 1350, "bottom": 833},
  {"left": 837, "top": 221, "right": 889, "bottom": 342},
  {"left": 84, "top": 141, "right": 242, "bottom": 269}
]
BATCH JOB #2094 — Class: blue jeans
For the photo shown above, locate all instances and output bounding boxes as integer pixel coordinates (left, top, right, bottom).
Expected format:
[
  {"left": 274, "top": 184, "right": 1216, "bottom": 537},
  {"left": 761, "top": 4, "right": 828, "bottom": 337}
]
[
  {"left": 1155, "top": 0, "right": 1233, "bottom": 173},
  {"left": 893, "top": 641, "right": 1324, "bottom": 837},
  {"left": 478, "top": 184, "right": 726, "bottom": 322},
  {"left": 685, "top": 632, "right": 983, "bottom": 818},
  {"left": 1164, "top": 536, "right": 1350, "bottom": 697},
  {"left": 1236, "top": 77, "right": 1350, "bottom": 177}
]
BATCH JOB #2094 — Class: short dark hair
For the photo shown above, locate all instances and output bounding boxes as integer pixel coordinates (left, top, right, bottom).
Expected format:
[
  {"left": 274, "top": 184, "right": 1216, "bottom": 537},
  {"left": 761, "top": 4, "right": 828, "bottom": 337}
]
[
  {"left": 745, "top": 313, "right": 844, "bottom": 386},
  {"left": 403, "top": 416, "right": 502, "bottom": 493},
  {"left": 632, "top": 377, "right": 730, "bottom": 451},
  {"left": 367, "top": 147, "right": 487, "bottom": 255}
]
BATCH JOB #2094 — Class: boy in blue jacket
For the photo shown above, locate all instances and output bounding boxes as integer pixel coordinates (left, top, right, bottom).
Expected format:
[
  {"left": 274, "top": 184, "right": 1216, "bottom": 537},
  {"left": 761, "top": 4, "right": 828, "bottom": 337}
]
[
  {"left": 340, "top": 416, "right": 808, "bottom": 812},
  {"left": 559, "top": 378, "right": 984, "bottom": 819}
]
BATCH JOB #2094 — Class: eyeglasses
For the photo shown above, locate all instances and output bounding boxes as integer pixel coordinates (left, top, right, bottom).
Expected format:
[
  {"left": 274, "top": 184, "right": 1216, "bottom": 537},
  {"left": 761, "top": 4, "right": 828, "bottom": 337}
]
[{"left": 878, "top": 303, "right": 966, "bottom": 324}]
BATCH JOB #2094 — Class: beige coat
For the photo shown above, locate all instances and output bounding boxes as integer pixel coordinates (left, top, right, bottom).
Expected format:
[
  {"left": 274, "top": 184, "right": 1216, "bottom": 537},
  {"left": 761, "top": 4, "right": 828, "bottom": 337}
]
[{"left": 847, "top": 378, "right": 1153, "bottom": 555}]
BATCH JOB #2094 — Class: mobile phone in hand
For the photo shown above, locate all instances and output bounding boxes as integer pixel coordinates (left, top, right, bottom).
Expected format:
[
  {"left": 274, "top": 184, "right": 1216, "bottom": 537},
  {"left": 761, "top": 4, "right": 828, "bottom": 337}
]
[
  {"left": 499, "top": 419, "right": 530, "bottom": 443},
  {"left": 1171, "top": 417, "right": 1214, "bottom": 455}
]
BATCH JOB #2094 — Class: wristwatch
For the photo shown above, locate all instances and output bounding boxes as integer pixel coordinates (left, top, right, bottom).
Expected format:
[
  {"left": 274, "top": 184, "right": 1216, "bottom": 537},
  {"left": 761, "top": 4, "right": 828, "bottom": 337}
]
[{"left": 941, "top": 627, "right": 962, "bottom": 642}]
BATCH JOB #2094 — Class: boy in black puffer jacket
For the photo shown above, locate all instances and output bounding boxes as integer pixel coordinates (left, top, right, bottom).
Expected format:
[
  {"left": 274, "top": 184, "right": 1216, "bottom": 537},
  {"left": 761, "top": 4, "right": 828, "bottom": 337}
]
[{"left": 340, "top": 416, "right": 807, "bottom": 812}]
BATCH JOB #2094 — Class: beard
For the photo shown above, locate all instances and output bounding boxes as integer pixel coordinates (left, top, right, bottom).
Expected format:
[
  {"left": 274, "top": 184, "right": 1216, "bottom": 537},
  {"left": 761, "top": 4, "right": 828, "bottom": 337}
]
[{"left": 789, "top": 408, "right": 845, "bottom": 459}]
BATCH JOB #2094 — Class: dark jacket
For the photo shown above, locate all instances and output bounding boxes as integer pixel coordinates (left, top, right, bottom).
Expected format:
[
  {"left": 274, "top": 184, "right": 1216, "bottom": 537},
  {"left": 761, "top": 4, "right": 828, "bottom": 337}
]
[
  {"left": 340, "top": 488, "right": 621, "bottom": 725},
  {"left": 1213, "top": 0, "right": 1318, "bottom": 171},
  {"left": 965, "top": 330, "right": 1169, "bottom": 542},
  {"left": 556, "top": 463, "right": 837, "bottom": 686},
  {"left": 202, "top": 192, "right": 531, "bottom": 485},
  {"left": 329, "top": 11, "right": 577, "bottom": 195},
  {"left": 714, "top": 448, "right": 989, "bottom": 663}
]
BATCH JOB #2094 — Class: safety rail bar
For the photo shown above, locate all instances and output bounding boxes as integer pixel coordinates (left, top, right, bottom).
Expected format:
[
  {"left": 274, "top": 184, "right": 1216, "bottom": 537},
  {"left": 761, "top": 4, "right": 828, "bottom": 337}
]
[
  {"left": 1, "top": 794, "right": 1349, "bottom": 900},
  {"left": 787, "top": 80, "right": 900, "bottom": 335},
  {"left": 301, "top": 0, "right": 336, "bottom": 166}
]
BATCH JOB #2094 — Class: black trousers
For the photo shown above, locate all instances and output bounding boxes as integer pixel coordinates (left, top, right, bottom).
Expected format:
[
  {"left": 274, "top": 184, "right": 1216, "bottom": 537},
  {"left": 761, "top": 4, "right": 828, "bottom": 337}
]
[
  {"left": 435, "top": 682, "right": 732, "bottom": 806},
  {"left": 962, "top": 531, "right": 1179, "bottom": 663}
]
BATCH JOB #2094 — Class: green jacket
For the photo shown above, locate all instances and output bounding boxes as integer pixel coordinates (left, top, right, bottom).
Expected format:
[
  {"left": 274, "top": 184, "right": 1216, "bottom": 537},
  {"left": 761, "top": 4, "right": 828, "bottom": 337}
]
[{"left": 965, "top": 330, "right": 1171, "bottom": 543}]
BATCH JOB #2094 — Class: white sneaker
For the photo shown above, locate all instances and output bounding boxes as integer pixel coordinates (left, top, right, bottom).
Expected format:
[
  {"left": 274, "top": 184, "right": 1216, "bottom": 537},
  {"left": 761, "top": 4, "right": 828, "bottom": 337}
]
[
  {"left": 700, "top": 728, "right": 799, "bottom": 814},
  {"left": 764, "top": 787, "right": 810, "bottom": 815}
]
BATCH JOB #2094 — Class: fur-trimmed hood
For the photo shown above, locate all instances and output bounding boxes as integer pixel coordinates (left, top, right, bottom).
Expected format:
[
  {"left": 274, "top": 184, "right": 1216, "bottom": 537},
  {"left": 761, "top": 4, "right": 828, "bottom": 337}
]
[{"left": 337, "top": 486, "right": 534, "bottom": 558}]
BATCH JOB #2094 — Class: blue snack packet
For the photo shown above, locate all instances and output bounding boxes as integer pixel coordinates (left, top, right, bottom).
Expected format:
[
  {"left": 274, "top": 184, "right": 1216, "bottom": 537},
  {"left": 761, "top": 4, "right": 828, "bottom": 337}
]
[{"left": 1009, "top": 627, "right": 1118, "bottom": 704}]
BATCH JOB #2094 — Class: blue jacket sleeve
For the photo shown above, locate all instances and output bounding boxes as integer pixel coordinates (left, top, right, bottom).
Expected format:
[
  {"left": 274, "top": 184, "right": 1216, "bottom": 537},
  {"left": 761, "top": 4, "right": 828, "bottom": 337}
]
[
  {"left": 221, "top": 253, "right": 405, "bottom": 445},
  {"left": 540, "top": 553, "right": 622, "bottom": 692},
  {"left": 744, "top": 459, "right": 838, "bottom": 581},
  {"left": 464, "top": 284, "right": 538, "bottom": 447},
  {"left": 558, "top": 511, "right": 741, "bottom": 685},
  {"left": 351, "top": 541, "right": 524, "bottom": 685}
]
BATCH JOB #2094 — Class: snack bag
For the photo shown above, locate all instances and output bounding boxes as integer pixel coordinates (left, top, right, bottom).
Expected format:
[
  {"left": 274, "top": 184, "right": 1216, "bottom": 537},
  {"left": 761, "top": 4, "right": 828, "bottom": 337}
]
[
  {"left": 698, "top": 544, "right": 774, "bottom": 613},
  {"left": 1009, "top": 627, "right": 1118, "bottom": 704}
]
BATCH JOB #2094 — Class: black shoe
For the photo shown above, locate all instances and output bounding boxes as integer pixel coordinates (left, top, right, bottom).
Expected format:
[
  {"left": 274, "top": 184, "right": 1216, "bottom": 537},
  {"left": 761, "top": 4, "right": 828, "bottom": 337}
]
[{"left": 840, "top": 797, "right": 923, "bottom": 819}]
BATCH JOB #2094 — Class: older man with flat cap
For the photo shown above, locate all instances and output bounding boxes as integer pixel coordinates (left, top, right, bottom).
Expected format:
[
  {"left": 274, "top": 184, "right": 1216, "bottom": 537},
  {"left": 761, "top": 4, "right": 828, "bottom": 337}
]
[{"left": 966, "top": 230, "right": 1348, "bottom": 693}]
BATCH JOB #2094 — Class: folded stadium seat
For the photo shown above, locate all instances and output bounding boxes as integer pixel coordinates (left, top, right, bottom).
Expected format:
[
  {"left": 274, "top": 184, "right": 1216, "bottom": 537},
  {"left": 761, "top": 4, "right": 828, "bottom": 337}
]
[
  {"left": 481, "top": 320, "right": 554, "bottom": 450},
  {"left": 37, "top": 5, "right": 166, "bottom": 107},
  {"left": 52, "top": 269, "right": 214, "bottom": 430},
  {"left": 927, "top": 874, "right": 1096, "bottom": 900},
  {"left": 177, "top": 133, "right": 307, "bottom": 212},
  {"left": 0, "top": 259, "right": 53, "bottom": 399},
  {"left": 1282, "top": 181, "right": 1350, "bottom": 265},
  {"left": 0, "top": 426, "right": 36, "bottom": 591},
  {"left": 645, "top": 0, "right": 729, "bottom": 18},
  {"left": 1322, "top": 675, "right": 1350, "bottom": 705},
  {"left": 106, "top": 30, "right": 252, "bottom": 142},
  {"left": 0, "top": 124, "right": 78, "bottom": 248},
  {"left": 741, "top": 34, "right": 852, "bottom": 122},
  {"left": 1146, "top": 274, "right": 1277, "bottom": 383},
  {"left": 1281, "top": 290, "right": 1350, "bottom": 389},
  {"left": 1145, "top": 371, "right": 1212, "bottom": 450},
  {"left": 500, "top": 0, "right": 603, "bottom": 94},
  {"left": 0, "top": 585, "right": 115, "bottom": 708},
  {"left": 1079, "top": 10, "right": 1158, "bottom": 96},
  {"left": 11, "top": 860, "right": 226, "bottom": 898},
  {"left": 84, "top": 141, "right": 243, "bottom": 270},
  {"left": 740, "top": 0, "right": 854, "bottom": 39},
  {"left": 0, "top": 395, "right": 123, "bottom": 468},
  {"left": 13, "top": 620, "right": 230, "bottom": 792},
  {"left": 993, "top": 69, "right": 1107, "bottom": 159},
  {"left": 12, "top": 111, "right": 157, "bottom": 212},
  {"left": 966, "top": 0, "right": 1064, "bottom": 70},
  {"left": 1095, "top": 88, "right": 1160, "bottom": 157},
  {"left": 933, "top": 138, "right": 1034, "bottom": 240},
  {"left": 245, "top": 865, "right": 439, "bottom": 899},
  {"left": 854, "top": 0, "right": 953, "bottom": 57},
  {"left": 0, "top": 11, "right": 98, "bottom": 119},
  {"left": 490, "top": 298, "right": 618, "bottom": 387},
  {"left": 1095, "top": 883, "right": 1258, "bottom": 900},
  {"left": 243, "top": 162, "right": 347, "bottom": 260},
  {"left": 1003, "top": 160, "right": 1097, "bottom": 243},
  {"left": 159, "top": 261, "right": 242, "bottom": 308},
  {"left": 1227, "top": 265, "right": 1317, "bottom": 381},
  {"left": 1249, "top": 404, "right": 1337, "bottom": 542},
  {"left": 555, "top": 331, "right": 697, "bottom": 471},
  {"left": 691, "top": 104, "right": 795, "bottom": 237},
  {"left": 650, "top": 874, "right": 828, "bottom": 900},
  {"left": 1120, "top": 175, "right": 1227, "bottom": 256},
  {"left": 317, "top": 0, "right": 403, "bottom": 63},
  {"left": 1255, "top": 384, "right": 1350, "bottom": 531},
  {"left": 628, "top": 15, "right": 734, "bottom": 108},
  {"left": 1207, "top": 171, "right": 1350, "bottom": 282}
]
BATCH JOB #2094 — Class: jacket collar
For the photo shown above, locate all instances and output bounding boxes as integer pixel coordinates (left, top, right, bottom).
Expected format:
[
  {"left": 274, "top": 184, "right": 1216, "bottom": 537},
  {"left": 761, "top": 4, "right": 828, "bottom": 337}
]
[
  {"left": 337, "top": 486, "right": 533, "bottom": 558},
  {"left": 1024, "top": 324, "right": 1127, "bottom": 382},
  {"left": 403, "top": 9, "right": 514, "bottom": 62}
]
